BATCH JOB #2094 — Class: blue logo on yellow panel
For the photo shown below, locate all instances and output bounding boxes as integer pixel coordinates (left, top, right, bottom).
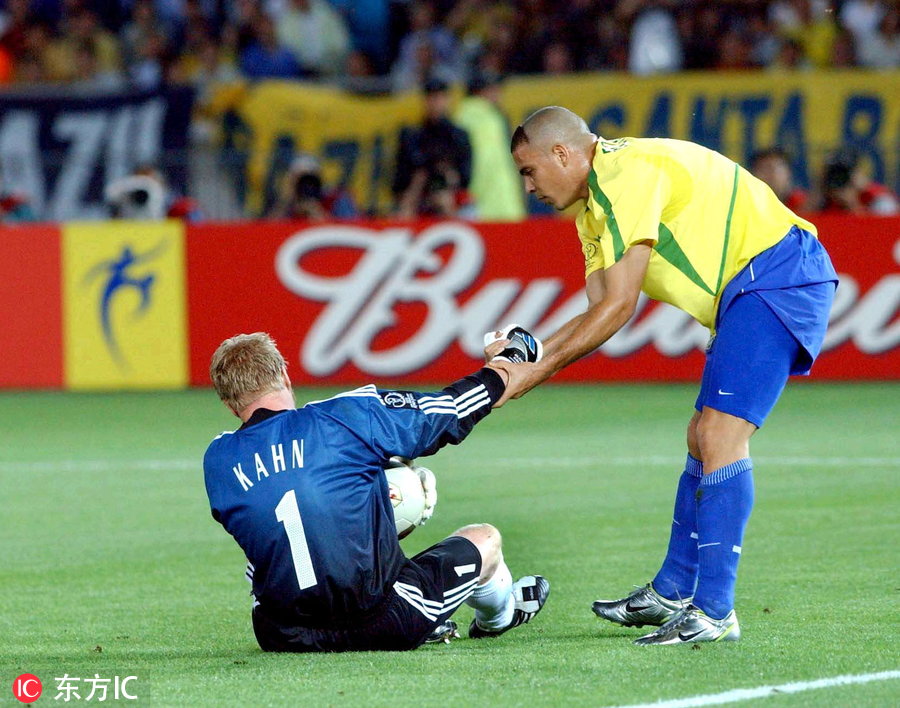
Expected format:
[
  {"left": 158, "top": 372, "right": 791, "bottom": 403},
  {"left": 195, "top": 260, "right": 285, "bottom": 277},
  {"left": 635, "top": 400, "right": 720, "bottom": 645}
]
[{"left": 83, "top": 242, "right": 167, "bottom": 366}]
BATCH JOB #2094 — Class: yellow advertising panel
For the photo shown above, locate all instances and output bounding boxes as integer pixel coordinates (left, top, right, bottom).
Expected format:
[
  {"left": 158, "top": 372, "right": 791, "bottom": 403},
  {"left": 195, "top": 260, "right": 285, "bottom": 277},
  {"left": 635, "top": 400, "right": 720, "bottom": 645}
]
[
  {"left": 62, "top": 221, "right": 188, "bottom": 390},
  {"left": 229, "top": 71, "right": 900, "bottom": 215}
]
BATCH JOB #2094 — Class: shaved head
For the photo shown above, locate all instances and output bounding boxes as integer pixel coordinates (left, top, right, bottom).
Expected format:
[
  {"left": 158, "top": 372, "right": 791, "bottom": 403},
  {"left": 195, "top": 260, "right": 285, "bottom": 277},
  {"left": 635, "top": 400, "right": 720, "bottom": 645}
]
[
  {"left": 510, "top": 106, "right": 597, "bottom": 210},
  {"left": 511, "top": 106, "right": 594, "bottom": 153}
]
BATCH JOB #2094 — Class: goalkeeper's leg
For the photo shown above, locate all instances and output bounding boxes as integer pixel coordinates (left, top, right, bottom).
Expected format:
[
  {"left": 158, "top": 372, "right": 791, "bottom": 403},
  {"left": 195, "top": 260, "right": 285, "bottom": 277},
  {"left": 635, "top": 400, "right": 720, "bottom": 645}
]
[
  {"left": 453, "top": 524, "right": 512, "bottom": 630},
  {"left": 454, "top": 524, "right": 549, "bottom": 638}
]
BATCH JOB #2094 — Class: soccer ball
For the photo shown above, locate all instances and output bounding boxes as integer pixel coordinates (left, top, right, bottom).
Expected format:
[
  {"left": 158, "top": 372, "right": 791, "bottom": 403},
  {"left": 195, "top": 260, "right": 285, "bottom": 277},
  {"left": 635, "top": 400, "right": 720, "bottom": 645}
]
[{"left": 385, "top": 458, "right": 427, "bottom": 539}]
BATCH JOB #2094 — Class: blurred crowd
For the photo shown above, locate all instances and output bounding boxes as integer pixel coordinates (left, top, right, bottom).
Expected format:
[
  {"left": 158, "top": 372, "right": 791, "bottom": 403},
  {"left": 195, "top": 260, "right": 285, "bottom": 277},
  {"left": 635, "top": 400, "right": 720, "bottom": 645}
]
[
  {"left": 0, "top": 0, "right": 897, "bottom": 92},
  {"left": 0, "top": 0, "right": 897, "bottom": 223}
]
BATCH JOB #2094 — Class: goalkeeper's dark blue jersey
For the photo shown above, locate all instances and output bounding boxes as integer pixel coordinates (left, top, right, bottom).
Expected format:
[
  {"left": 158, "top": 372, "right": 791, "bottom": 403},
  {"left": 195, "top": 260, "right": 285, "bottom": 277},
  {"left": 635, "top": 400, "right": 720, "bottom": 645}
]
[{"left": 203, "top": 368, "right": 504, "bottom": 626}]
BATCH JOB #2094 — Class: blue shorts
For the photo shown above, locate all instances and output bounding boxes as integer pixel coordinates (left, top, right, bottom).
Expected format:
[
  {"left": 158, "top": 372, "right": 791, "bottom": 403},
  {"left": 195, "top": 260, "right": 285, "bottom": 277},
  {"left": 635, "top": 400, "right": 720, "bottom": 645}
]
[
  {"left": 695, "top": 292, "right": 800, "bottom": 427},
  {"left": 695, "top": 228, "right": 837, "bottom": 428}
]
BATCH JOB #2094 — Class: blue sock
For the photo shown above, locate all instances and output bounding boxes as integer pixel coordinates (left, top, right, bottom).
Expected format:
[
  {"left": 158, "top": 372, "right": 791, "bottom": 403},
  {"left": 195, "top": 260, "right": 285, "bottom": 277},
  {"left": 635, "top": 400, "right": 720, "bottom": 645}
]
[
  {"left": 693, "top": 458, "right": 754, "bottom": 620},
  {"left": 652, "top": 454, "right": 703, "bottom": 601}
]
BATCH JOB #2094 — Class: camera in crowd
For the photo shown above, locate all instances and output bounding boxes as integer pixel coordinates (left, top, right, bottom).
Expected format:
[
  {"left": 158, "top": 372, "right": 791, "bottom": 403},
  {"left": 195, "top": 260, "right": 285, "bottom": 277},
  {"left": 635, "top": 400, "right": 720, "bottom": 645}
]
[
  {"left": 294, "top": 171, "right": 324, "bottom": 202},
  {"left": 270, "top": 154, "right": 329, "bottom": 220},
  {"left": 105, "top": 174, "right": 167, "bottom": 220}
]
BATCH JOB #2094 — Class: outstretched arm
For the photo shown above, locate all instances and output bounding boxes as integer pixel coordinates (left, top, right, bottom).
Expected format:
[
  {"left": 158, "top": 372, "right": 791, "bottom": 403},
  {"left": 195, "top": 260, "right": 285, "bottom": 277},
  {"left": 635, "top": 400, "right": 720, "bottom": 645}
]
[
  {"left": 492, "top": 241, "right": 653, "bottom": 405},
  {"left": 364, "top": 365, "right": 509, "bottom": 461}
]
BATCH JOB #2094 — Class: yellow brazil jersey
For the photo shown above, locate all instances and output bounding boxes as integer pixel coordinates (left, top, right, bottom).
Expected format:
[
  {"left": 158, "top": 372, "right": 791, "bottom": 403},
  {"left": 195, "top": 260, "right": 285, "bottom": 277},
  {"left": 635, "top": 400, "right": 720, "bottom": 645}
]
[{"left": 576, "top": 137, "right": 816, "bottom": 330}]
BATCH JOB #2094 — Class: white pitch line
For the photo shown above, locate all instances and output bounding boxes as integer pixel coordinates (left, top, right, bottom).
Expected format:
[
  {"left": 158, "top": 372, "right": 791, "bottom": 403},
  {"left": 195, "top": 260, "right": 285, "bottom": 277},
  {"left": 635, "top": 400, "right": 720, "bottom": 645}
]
[
  {"left": 604, "top": 670, "right": 900, "bottom": 708},
  {"left": 7, "top": 455, "right": 900, "bottom": 473},
  {"left": 492, "top": 455, "right": 900, "bottom": 468},
  {"left": 9, "top": 459, "right": 200, "bottom": 472}
]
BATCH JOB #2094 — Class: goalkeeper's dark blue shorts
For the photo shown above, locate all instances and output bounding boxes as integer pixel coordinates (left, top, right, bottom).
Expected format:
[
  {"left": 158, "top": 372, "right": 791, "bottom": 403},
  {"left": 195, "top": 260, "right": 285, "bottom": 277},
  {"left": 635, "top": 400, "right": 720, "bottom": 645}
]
[{"left": 252, "top": 536, "right": 481, "bottom": 652}]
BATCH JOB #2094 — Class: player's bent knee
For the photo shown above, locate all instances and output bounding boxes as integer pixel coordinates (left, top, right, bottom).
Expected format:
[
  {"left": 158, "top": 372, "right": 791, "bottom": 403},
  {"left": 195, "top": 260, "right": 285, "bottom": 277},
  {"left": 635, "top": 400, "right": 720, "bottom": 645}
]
[
  {"left": 452, "top": 524, "right": 502, "bottom": 580},
  {"left": 695, "top": 409, "right": 755, "bottom": 467},
  {"left": 686, "top": 411, "right": 702, "bottom": 460}
]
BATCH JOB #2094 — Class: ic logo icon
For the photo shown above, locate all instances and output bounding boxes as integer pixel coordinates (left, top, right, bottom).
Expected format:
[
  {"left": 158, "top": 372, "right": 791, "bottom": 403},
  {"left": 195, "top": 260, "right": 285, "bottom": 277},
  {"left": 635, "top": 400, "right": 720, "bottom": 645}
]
[{"left": 12, "top": 674, "right": 42, "bottom": 703}]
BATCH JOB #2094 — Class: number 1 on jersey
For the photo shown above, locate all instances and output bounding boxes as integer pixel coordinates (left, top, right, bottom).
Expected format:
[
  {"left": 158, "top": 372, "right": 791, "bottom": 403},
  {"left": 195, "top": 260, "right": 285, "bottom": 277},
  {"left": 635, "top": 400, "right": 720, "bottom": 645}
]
[{"left": 275, "top": 489, "right": 318, "bottom": 590}]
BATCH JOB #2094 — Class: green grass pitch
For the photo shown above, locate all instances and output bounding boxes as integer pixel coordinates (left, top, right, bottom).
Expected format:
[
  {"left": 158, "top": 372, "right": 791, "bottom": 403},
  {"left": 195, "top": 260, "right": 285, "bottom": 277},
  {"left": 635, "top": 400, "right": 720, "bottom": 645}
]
[{"left": 2, "top": 383, "right": 898, "bottom": 706}]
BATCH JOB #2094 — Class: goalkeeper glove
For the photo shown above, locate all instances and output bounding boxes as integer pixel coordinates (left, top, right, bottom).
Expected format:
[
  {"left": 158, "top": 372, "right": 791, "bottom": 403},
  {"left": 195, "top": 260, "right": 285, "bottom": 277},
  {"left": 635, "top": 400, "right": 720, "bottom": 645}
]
[
  {"left": 388, "top": 456, "right": 437, "bottom": 524},
  {"left": 483, "top": 323, "right": 543, "bottom": 364},
  {"left": 413, "top": 463, "right": 437, "bottom": 523}
]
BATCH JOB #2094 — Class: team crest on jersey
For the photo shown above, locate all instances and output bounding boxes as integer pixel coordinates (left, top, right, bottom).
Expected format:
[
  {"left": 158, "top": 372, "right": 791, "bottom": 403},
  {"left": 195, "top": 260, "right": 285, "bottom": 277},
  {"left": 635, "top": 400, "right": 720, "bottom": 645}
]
[
  {"left": 382, "top": 391, "right": 418, "bottom": 409},
  {"left": 598, "top": 137, "right": 630, "bottom": 153},
  {"left": 582, "top": 240, "right": 598, "bottom": 267}
]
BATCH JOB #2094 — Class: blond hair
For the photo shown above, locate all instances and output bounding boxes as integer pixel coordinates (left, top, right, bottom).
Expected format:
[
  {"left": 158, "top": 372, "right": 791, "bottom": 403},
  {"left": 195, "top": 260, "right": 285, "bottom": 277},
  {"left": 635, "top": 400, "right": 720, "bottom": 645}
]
[{"left": 210, "top": 332, "right": 287, "bottom": 412}]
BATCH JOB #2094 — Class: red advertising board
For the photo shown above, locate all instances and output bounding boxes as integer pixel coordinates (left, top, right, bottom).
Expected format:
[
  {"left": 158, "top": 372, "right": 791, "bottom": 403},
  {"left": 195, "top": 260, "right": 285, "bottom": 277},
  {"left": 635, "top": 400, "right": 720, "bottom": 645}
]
[
  {"left": 0, "top": 225, "right": 63, "bottom": 387},
  {"left": 186, "top": 217, "right": 900, "bottom": 385}
]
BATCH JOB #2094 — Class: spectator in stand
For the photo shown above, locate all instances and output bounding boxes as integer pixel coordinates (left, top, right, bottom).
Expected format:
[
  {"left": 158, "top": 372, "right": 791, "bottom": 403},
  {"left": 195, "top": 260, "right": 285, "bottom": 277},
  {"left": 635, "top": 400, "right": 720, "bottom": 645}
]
[
  {"left": 392, "top": 77, "right": 471, "bottom": 218},
  {"left": 391, "top": 34, "right": 454, "bottom": 92},
  {"left": 267, "top": 153, "right": 358, "bottom": 221},
  {"left": 856, "top": 5, "right": 900, "bottom": 68},
  {"left": 769, "top": 0, "right": 837, "bottom": 69},
  {"left": 840, "top": 0, "right": 888, "bottom": 46},
  {"left": 70, "top": 38, "right": 126, "bottom": 91},
  {"left": 391, "top": 0, "right": 461, "bottom": 92},
  {"left": 830, "top": 27, "right": 859, "bottom": 67},
  {"left": 14, "top": 50, "right": 45, "bottom": 83},
  {"left": 453, "top": 70, "right": 525, "bottom": 221},
  {"left": 542, "top": 40, "right": 574, "bottom": 75},
  {"left": 340, "top": 48, "right": 393, "bottom": 93},
  {"left": 120, "top": 0, "right": 164, "bottom": 71},
  {"left": 677, "top": 1, "right": 720, "bottom": 71},
  {"left": 225, "top": 0, "right": 264, "bottom": 56},
  {"left": 820, "top": 148, "right": 900, "bottom": 215},
  {"left": 129, "top": 29, "right": 167, "bottom": 89},
  {"left": 507, "top": 0, "right": 555, "bottom": 74},
  {"left": 750, "top": 148, "right": 809, "bottom": 212},
  {"left": 182, "top": 33, "right": 239, "bottom": 100},
  {"left": 622, "top": 0, "right": 683, "bottom": 75},
  {"left": 239, "top": 12, "right": 304, "bottom": 80},
  {"left": 18, "top": 19, "right": 58, "bottom": 83},
  {"left": 49, "top": 7, "right": 122, "bottom": 82},
  {"left": 769, "top": 37, "right": 810, "bottom": 71},
  {"left": 587, "top": 12, "right": 629, "bottom": 71},
  {"left": 471, "top": 21, "right": 516, "bottom": 76},
  {"left": 747, "top": 8, "right": 781, "bottom": 68},
  {"left": 0, "top": 0, "right": 32, "bottom": 60},
  {"left": 328, "top": 0, "right": 391, "bottom": 74},
  {"left": 443, "top": 0, "right": 516, "bottom": 66},
  {"left": 716, "top": 28, "right": 756, "bottom": 70},
  {"left": 273, "top": 0, "right": 351, "bottom": 78}
]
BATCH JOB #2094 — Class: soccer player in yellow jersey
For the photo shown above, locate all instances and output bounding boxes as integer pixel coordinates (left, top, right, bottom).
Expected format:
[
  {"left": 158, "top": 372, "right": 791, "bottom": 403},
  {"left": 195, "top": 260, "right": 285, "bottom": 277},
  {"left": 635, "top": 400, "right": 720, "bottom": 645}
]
[{"left": 494, "top": 106, "right": 838, "bottom": 645}]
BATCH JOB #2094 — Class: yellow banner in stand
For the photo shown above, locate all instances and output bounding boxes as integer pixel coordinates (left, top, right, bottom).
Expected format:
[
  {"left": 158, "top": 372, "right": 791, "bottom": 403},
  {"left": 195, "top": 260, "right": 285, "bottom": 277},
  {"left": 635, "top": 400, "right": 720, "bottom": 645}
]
[
  {"left": 62, "top": 221, "right": 188, "bottom": 390},
  {"left": 230, "top": 71, "right": 900, "bottom": 215}
]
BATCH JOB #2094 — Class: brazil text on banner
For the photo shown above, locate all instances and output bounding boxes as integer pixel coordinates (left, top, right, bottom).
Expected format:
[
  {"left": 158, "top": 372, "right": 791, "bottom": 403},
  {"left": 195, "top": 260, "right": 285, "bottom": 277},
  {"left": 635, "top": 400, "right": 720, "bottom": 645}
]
[
  {"left": 0, "top": 87, "right": 194, "bottom": 222},
  {"left": 62, "top": 221, "right": 188, "bottom": 390},
  {"left": 0, "top": 225, "right": 63, "bottom": 387},
  {"left": 185, "top": 217, "right": 900, "bottom": 386},
  {"left": 225, "top": 71, "right": 899, "bottom": 215}
]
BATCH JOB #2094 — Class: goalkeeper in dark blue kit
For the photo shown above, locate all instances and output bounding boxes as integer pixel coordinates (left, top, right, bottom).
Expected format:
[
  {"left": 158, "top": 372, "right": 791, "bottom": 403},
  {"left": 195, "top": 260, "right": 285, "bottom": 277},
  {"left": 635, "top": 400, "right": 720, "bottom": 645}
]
[{"left": 203, "top": 332, "right": 549, "bottom": 652}]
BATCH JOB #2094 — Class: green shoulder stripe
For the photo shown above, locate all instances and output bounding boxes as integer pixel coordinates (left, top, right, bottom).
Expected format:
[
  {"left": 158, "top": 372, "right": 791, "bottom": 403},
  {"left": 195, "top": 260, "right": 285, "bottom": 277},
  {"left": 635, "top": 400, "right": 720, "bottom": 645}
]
[
  {"left": 587, "top": 169, "right": 625, "bottom": 262},
  {"left": 654, "top": 223, "right": 715, "bottom": 296}
]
